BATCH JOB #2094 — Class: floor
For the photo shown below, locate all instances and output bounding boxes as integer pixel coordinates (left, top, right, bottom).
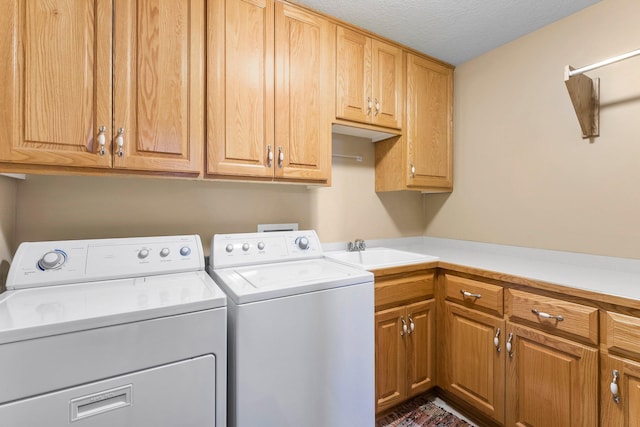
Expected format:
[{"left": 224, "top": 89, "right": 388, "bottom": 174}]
[{"left": 432, "top": 397, "right": 478, "bottom": 426}]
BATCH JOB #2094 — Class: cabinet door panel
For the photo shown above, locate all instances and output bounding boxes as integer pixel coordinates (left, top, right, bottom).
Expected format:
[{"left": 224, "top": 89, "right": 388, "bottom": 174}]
[
  {"left": 406, "top": 299, "right": 435, "bottom": 397},
  {"left": 601, "top": 354, "right": 640, "bottom": 427},
  {"left": 375, "top": 306, "right": 406, "bottom": 413},
  {"left": 443, "top": 303, "right": 505, "bottom": 424},
  {"left": 0, "top": 0, "right": 112, "bottom": 167},
  {"left": 371, "top": 40, "right": 402, "bottom": 129},
  {"left": 114, "top": 0, "right": 203, "bottom": 173},
  {"left": 506, "top": 322, "right": 598, "bottom": 427},
  {"left": 336, "top": 27, "right": 371, "bottom": 124},
  {"left": 207, "top": 0, "right": 274, "bottom": 178},
  {"left": 406, "top": 53, "right": 453, "bottom": 190},
  {"left": 275, "top": 3, "right": 331, "bottom": 182}
]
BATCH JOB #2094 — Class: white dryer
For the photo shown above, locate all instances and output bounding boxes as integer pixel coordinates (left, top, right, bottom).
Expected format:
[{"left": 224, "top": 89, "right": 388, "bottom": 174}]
[
  {"left": 0, "top": 235, "right": 227, "bottom": 427},
  {"left": 209, "top": 230, "right": 375, "bottom": 427}
]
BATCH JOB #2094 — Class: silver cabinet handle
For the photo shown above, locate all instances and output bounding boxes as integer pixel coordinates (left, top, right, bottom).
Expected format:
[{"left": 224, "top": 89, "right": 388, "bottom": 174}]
[
  {"left": 410, "top": 163, "right": 416, "bottom": 178},
  {"left": 277, "top": 146, "right": 284, "bottom": 169},
  {"left": 374, "top": 98, "right": 380, "bottom": 116},
  {"left": 97, "top": 126, "right": 107, "bottom": 156},
  {"left": 367, "top": 97, "right": 372, "bottom": 116},
  {"left": 493, "top": 328, "right": 501, "bottom": 353},
  {"left": 400, "top": 316, "right": 408, "bottom": 336},
  {"left": 115, "top": 128, "right": 125, "bottom": 157},
  {"left": 531, "top": 309, "right": 564, "bottom": 322},
  {"left": 460, "top": 290, "right": 482, "bottom": 299},
  {"left": 506, "top": 332, "right": 514, "bottom": 358},
  {"left": 408, "top": 314, "right": 415, "bottom": 335},
  {"left": 267, "top": 145, "right": 273, "bottom": 167},
  {"left": 611, "top": 369, "right": 620, "bottom": 404}
]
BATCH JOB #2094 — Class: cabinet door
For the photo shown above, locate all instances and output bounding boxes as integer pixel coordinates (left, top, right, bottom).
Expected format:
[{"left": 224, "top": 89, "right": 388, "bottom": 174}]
[
  {"left": 274, "top": 3, "right": 332, "bottom": 182},
  {"left": 601, "top": 353, "right": 640, "bottom": 427},
  {"left": 406, "top": 53, "right": 453, "bottom": 190},
  {"left": 506, "top": 322, "right": 598, "bottom": 427},
  {"left": 443, "top": 302, "right": 505, "bottom": 424},
  {"left": 0, "top": 0, "right": 112, "bottom": 168},
  {"left": 406, "top": 299, "right": 435, "bottom": 397},
  {"left": 335, "top": 27, "right": 371, "bottom": 124},
  {"left": 114, "top": 0, "right": 204, "bottom": 174},
  {"left": 207, "top": 0, "right": 274, "bottom": 178},
  {"left": 375, "top": 306, "right": 406, "bottom": 413},
  {"left": 371, "top": 40, "right": 402, "bottom": 129}
]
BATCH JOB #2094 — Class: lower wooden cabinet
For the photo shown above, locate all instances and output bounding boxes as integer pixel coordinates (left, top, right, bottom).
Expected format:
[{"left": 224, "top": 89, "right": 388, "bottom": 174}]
[
  {"left": 375, "top": 299, "right": 435, "bottom": 413},
  {"left": 505, "top": 322, "right": 598, "bottom": 427},
  {"left": 600, "top": 353, "right": 640, "bottom": 426},
  {"left": 442, "top": 302, "right": 505, "bottom": 424}
]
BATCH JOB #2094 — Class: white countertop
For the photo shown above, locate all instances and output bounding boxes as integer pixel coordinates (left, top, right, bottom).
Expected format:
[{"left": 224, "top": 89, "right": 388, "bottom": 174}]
[{"left": 324, "top": 237, "right": 640, "bottom": 303}]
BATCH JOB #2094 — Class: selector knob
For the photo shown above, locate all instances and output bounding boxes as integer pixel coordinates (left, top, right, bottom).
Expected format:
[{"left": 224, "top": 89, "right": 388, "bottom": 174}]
[
  {"left": 180, "top": 246, "right": 191, "bottom": 256},
  {"left": 138, "top": 249, "right": 150, "bottom": 259},
  {"left": 242, "top": 243, "right": 250, "bottom": 252},
  {"left": 257, "top": 241, "right": 265, "bottom": 250},
  {"left": 296, "top": 237, "right": 309, "bottom": 250},
  {"left": 160, "top": 248, "right": 170, "bottom": 257},
  {"left": 38, "top": 250, "right": 66, "bottom": 270},
  {"left": 225, "top": 244, "right": 234, "bottom": 253}
]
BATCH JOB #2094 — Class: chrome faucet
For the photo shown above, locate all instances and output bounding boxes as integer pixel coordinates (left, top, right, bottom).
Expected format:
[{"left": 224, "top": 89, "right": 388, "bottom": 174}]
[{"left": 347, "top": 239, "right": 366, "bottom": 252}]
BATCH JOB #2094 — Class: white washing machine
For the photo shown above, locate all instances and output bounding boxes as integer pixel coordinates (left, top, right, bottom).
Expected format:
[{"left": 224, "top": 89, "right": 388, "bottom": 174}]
[
  {"left": 208, "top": 230, "right": 375, "bottom": 427},
  {"left": 0, "top": 235, "right": 227, "bottom": 427}
]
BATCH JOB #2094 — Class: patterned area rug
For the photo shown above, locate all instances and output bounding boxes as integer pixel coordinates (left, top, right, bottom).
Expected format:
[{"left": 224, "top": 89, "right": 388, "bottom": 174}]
[{"left": 376, "top": 395, "right": 472, "bottom": 427}]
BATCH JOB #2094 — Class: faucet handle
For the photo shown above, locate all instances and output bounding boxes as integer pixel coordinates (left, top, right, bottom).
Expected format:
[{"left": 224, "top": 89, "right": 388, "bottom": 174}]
[{"left": 347, "top": 242, "right": 354, "bottom": 251}]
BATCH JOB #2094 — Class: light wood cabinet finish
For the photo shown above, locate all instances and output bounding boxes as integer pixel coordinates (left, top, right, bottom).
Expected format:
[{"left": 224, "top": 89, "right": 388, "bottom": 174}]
[
  {"left": 443, "top": 302, "right": 505, "bottom": 424},
  {"left": 600, "top": 353, "right": 640, "bottom": 427},
  {"left": 444, "top": 274, "right": 504, "bottom": 316},
  {"left": 375, "top": 53, "right": 453, "bottom": 192},
  {"left": 506, "top": 289, "right": 599, "bottom": 345},
  {"left": 375, "top": 305, "right": 406, "bottom": 412},
  {"left": 0, "top": 0, "right": 112, "bottom": 168},
  {"left": 506, "top": 322, "right": 598, "bottom": 427},
  {"left": 274, "top": 2, "right": 333, "bottom": 182},
  {"left": 1, "top": 0, "right": 203, "bottom": 173},
  {"left": 208, "top": 0, "right": 331, "bottom": 183},
  {"left": 374, "top": 267, "right": 435, "bottom": 414},
  {"left": 336, "top": 26, "right": 402, "bottom": 129},
  {"left": 375, "top": 270, "right": 434, "bottom": 311},
  {"left": 208, "top": 0, "right": 274, "bottom": 179},
  {"left": 114, "top": 0, "right": 204, "bottom": 173},
  {"left": 601, "top": 311, "right": 640, "bottom": 360}
]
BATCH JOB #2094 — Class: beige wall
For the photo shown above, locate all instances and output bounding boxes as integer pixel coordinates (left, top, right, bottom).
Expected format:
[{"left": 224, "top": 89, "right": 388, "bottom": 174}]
[
  {"left": 0, "top": 176, "right": 17, "bottom": 290},
  {"left": 424, "top": 0, "right": 640, "bottom": 259},
  {"left": 14, "top": 134, "right": 427, "bottom": 254}
]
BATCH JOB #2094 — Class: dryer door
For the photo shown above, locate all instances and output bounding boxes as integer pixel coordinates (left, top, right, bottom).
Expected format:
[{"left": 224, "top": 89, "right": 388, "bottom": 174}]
[{"left": 0, "top": 355, "right": 216, "bottom": 426}]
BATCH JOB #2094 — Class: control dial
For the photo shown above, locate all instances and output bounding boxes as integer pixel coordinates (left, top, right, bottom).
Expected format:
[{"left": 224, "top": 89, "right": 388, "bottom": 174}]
[
  {"left": 138, "top": 249, "right": 150, "bottom": 259},
  {"left": 160, "top": 248, "right": 170, "bottom": 257},
  {"left": 295, "top": 236, "right": 310, "bottom": 250},
  {"left": 180, "top": 246, "right": 192, "bottom": 256},
  {"left": 38, "top": 250, "right": 66, "bottom": 270}
]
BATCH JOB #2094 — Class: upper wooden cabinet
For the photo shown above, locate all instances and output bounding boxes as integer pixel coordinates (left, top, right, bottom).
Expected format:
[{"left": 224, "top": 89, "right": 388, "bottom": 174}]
[
  {"left": 0, "top": 0, "right": 204, "bottom": 174},
  {"left": 336, "top": 26, "right": 403, "bottom": 130},
  {"left": 207, "top": 0, "right": 332, "bottom": 183},
  {"left": 375, "top": 53, "right": 453, "bottom": 192}
]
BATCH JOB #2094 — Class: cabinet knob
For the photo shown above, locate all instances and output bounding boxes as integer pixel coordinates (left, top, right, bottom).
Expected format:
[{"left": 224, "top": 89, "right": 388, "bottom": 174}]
[
  {"left": 116, "top": 128, "right": 125, "bottom": 157},
  {"left": 410, "top": 163, "right": 416, "bottom": 178},
  {"left": 374, "top": 98, "right": 380, "bottom": 116},
  {"left": 278, "top": 146, "right": 284, "bottom": 168},
  {"left": 531, "top": 308, "right": 564, "bottom": 322},
  {"left": 493, "top": 328, "right": 501, "bottom": 352},
  {"left": 506, "top": 332, "right": 514, "bottom": 358},
  {"left": 460, "top": 289, "right": 482, "bottom": 299},
  {"left": 367, "top": 97, "right": 372, "bottom": 116},
  {"left": 400, "top": 316, "right": 407, "bottom": 336},
  {"left": 408, "top": 314, "right": 415, "bottom": 335},
  {"left": 97, "top": 126, "right": 107, "bottom": 156}
]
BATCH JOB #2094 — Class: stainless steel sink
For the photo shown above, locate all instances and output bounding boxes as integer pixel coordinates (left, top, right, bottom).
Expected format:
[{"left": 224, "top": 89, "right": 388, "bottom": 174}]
[{"left": 324, "top": 247, "right": 438, "bottom": 270}]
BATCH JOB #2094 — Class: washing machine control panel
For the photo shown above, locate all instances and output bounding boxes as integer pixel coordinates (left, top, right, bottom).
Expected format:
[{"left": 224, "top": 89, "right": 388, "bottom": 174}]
[
  {"left": 211, "top": 230, "right": 322, "bottom": 268},
  {"left": 7, "top": 235, "right": 205, "bottom": 290}
]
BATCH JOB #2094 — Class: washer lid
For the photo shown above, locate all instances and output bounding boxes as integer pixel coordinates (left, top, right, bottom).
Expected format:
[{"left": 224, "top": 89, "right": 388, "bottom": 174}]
[
  {"left": 210, "top": 259, "right": 373, "bottom": 304},
  {"left": 0, "top": 271, "right": 226, "bottom": 345}
]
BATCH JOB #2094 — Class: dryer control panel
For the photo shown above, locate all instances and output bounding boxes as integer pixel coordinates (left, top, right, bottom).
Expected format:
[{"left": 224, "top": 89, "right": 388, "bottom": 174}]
[
  {"left": 7, "top": 235, "right": 205, "bottom": 290},
  {"left": 211, "top": 230, "right": 322, "bottom": 268}
]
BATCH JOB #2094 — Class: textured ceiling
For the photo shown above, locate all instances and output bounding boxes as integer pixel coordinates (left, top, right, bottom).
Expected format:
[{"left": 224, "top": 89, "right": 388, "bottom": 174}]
[{"left": 293, "top": 0, "right": 601, "bottom": 65}]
